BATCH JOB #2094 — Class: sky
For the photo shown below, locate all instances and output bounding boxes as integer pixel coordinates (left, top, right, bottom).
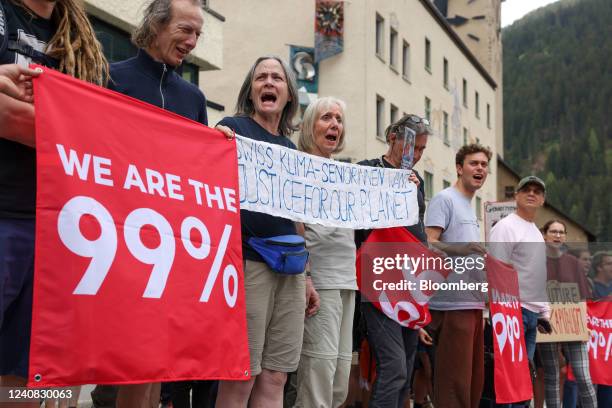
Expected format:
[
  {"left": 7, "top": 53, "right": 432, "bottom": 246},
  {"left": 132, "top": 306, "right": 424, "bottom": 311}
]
[{"left": 501, "top": 0, "right": 560, "bottom": 27}]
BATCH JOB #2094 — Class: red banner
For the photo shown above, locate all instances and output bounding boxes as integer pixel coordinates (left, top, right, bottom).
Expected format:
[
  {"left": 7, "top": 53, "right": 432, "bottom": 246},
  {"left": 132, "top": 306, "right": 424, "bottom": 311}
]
[
  {"left": 486, "top": 257, "right": 533, "bottom": 403},
  {"left": 357, "top": 228, "right": 452, "bottom": 329},
  {"left": 30, "top": 67, "right": 249, "bottom": 386},
  {"left": 580, "top": 301, "right": 611, "bottom": 385}
]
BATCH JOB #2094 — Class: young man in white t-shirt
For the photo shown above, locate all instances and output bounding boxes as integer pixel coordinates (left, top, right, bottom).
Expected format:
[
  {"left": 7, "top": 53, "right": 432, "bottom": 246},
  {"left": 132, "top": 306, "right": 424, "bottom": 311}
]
[{"left": 489, "top": 176, "right": 551, "bottom": 365}]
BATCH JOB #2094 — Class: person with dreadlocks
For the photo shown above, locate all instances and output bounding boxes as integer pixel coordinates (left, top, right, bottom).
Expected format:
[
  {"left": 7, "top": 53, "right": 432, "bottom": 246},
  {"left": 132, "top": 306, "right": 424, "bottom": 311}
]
[{"left": 0, "top": 0, "right": 108, "bottom": 404}]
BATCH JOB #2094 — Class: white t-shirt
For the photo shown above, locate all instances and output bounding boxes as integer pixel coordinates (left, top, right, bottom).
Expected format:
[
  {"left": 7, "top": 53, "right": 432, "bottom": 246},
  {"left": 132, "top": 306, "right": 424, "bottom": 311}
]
[{"left": 489, "top": 213, "right": 551, "bottom": 318}]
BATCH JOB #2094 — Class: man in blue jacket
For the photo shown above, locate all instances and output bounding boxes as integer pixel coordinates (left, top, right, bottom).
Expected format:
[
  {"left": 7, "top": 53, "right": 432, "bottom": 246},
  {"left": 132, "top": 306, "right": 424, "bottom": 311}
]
[
  {"left": 109, "top": 0, "right": 208, "bottom": 126},
  {"left": 102, "top": 1, "right": 219, "bottom": 406}
]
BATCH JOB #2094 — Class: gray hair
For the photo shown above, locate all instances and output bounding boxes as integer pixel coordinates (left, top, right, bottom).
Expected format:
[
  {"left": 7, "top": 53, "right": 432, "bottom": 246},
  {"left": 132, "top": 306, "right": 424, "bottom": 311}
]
[
  {"left": 132, "top": 0, "right": 203, "bottom": 49},
  {"left": 384, "top": 114, "right": 432, "bottom": 143},
  {"left": 235, "top": 56, "right": 299, "bottom": 136},
  {"left": 298, "top": 97, "right": 347, "bottom": 154}
]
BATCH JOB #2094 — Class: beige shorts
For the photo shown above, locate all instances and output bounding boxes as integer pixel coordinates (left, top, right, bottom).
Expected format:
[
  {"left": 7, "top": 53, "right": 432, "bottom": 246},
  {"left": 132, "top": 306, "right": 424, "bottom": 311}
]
[{"left": 244, "top": 260, "right": 306, "bottom": 375}]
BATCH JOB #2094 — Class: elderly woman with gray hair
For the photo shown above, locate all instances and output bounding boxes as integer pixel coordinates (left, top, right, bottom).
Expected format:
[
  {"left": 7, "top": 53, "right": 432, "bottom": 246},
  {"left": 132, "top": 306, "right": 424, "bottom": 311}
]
[
  {"left": 214, "top": 56, "right": 319, "bottom": 408},
  {"left": 292, "top": 97, "right": 356, "bottom": 408}
]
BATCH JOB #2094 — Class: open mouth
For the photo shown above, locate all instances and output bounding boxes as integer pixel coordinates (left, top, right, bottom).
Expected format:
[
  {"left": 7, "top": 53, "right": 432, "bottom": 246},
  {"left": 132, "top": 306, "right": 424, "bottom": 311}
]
[
  {"left": 473, "top": 174, "right": 484, "bottom": 181},
  {"left": 261, "top": 92, "right": 277, "bottom": 104},
  {"left": 325, "top": 134, "right": 338, "bottom": 142},
  {"left": 176, "top": 47, "right": 188, "bottom": 58}
]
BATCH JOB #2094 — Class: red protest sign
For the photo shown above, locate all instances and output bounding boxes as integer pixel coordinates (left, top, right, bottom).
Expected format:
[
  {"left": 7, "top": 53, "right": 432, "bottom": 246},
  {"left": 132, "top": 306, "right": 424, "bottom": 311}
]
[
  {"left": 486, "top": 256, "right": 533, "bottom": 403},
  {"left": 583, "top": 301, "right": 611, "bottom": 385},
  {"left": 357, "top": 227, "right": 452, "bottom": 329},
  {"left": 30, "top": 67, "right": 249, "bottom": 386}
]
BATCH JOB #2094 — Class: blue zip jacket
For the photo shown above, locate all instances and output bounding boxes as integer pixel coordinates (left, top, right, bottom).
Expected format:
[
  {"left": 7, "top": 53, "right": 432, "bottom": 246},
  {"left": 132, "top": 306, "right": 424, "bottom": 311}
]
[{"left": 108, "top": 49, "right": 208, "bottom": 125}]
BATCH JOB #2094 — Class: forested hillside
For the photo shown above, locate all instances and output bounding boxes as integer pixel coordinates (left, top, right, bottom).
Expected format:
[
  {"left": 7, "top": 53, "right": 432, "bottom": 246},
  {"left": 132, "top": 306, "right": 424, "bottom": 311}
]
[{"left": 503, "top": 0, "right": 611, "bottom": 240}]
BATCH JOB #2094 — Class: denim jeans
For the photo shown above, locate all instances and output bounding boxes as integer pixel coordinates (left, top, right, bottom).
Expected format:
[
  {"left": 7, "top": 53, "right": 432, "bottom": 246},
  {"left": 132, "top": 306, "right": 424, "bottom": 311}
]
[{"left": 521, "top": 308, "right": 539, "bottom": 362}]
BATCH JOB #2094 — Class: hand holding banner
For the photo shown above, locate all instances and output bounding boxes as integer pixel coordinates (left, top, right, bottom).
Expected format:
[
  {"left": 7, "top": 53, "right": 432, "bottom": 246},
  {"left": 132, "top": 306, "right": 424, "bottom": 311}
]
[{"left": 30, "top": 67, "right": 249, "bottom": 386}]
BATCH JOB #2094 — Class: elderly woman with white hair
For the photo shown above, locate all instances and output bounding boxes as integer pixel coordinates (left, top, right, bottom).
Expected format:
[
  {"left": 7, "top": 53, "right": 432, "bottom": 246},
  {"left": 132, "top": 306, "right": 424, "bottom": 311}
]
[{"left": 293, "top": 97, "right": 357, "bottom": 408}]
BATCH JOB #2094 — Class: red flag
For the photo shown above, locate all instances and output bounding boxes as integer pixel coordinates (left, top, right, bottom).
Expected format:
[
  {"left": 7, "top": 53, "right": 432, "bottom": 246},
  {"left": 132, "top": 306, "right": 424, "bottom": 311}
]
[
  {"left": 356, "top": 227, "right": 451, "bottom": 329},
  {"left": 486, "top": 256, "right": 533, "bottom": 403},
  {"left": 30, "top": 67, "right": 249, "bottom": 386},
  {"left": 568, "top": 301, "right": 612, "bottom": 385}
]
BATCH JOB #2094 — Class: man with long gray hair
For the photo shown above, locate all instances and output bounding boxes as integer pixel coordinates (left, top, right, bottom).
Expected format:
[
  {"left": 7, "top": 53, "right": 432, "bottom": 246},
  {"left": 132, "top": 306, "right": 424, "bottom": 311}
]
[{"left": 108, "top": 0, "right": 208, "bottom": 125}]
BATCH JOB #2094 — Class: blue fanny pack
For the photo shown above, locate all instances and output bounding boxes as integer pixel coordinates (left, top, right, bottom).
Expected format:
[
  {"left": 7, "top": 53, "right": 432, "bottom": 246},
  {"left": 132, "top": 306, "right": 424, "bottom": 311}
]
[{"left": 248, "top": 235, "right": 309, "bottom": 275}]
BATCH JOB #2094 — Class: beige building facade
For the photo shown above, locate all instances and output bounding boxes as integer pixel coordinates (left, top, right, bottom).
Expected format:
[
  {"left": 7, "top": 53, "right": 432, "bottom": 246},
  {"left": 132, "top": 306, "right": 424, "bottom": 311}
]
[
  {"left": 441, "top": 0, "right": 504, "bottom": 155},
  {"left": 202, "top": 0, "right": 501, "bottom": 226}
]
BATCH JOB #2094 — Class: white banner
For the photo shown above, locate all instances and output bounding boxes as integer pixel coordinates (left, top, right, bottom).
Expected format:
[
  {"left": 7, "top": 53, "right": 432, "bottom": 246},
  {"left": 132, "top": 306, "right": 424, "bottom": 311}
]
[{"left": 236, "top": 135, "right": 419, "bottom": 229}]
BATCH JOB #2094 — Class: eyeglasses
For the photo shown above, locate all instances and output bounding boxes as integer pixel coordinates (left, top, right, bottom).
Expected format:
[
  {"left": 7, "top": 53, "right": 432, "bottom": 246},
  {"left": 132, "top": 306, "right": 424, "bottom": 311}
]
[{"left": 547, "top": 230, "right": 566, "bottom": 236}]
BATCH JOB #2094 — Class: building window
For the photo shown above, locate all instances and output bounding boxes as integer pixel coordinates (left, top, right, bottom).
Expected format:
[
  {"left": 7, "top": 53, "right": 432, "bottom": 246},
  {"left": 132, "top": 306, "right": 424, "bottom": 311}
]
[
  {"left": 402, "top": 40, "right": 410, "bottom": 80},
  {"left": 181, "top": 64, "right": 200, "bottom": 85},
  {"left": 487, "top": 103, "right": 491, "bottom": 128},
  {"left": 462, "top": 79, "right": 468, "bottom": 107},
  {"left": 475, "top": 196, "right": 482, "bottom": 220},
  {"left": 91, "top": 16, "right": 199, "bottom": 85},
  {"left": 91, "top": 16, "right": 136, "bottom": 63},
  {"left": 376, "top": 14, "right": 384, "bottom": 59},
  {"left": 424, "top": 96, "right": 431, "bottom": 122},
  {"left": 463, "top": 127, "right": 468, "bottom": 145},
  {"left": 376, "top": 95, "right": 385, "bottom": 139},
  {"left": 443, "top": 111, "right": 449, "bottom": 145},
  {"left": 390, "top": 103, "right": 398, "bottom": 126},
  {"left": 389, "top": 28, "right": 398, "bottom": 69},
  {"left": 424, "top": 171, "right": 433, "bottom": 200},
  {"left": 424, "top": 37, "right": 431, "bottom": 72},
  {"left": 443, "top": 179, "right": 451, "bottom": 189},
  {"left": 475, "top": 91, "right": 480, "bottom": 118},
  {"left": 443, "top": 58, "right": 449, "bottom": 90}
]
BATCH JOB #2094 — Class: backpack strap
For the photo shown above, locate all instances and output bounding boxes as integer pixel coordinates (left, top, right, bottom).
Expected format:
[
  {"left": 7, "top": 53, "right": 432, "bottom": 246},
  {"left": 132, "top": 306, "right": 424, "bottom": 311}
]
[{"left": 7, "top": 39, "right": 59, "bottom": 67}]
